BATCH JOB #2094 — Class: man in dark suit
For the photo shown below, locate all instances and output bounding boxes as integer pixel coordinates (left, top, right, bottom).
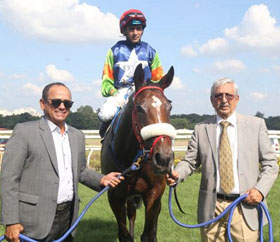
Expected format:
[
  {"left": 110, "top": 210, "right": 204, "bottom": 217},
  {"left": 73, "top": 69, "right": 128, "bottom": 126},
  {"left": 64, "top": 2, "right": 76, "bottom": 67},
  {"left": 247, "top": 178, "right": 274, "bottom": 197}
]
[
  {"left": 1, "top": 82, "right": 124, "bottom": 242},
  {"left": 168, "top": 78, "right": 278, "bottom": 241}
]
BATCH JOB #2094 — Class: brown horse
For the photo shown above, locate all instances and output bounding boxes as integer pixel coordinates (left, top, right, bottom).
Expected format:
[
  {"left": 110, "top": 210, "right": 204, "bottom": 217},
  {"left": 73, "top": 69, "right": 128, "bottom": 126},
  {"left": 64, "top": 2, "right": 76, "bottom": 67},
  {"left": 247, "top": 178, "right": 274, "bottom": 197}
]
[{"left": 101, "top": 64, "right": 176, "bottom": 242}]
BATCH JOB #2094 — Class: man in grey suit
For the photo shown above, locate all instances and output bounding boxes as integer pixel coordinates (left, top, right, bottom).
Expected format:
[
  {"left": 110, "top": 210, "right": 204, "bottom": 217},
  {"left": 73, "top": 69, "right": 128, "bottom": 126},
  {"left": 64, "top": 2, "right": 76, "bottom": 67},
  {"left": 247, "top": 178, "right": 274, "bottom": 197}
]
[
  {"left": 167, "top": 78, "right": 278, "bottom": 241},
  {"left": 1, "top": 82, "right": 124, "bottom": 242}
]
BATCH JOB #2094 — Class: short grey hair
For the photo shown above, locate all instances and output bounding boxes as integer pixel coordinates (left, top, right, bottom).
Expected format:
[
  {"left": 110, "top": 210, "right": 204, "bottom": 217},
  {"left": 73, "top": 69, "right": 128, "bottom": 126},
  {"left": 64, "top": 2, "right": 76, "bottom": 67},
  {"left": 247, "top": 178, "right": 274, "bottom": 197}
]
[{"left": 210, "top": 77, "right": 239, "bottom": 97}]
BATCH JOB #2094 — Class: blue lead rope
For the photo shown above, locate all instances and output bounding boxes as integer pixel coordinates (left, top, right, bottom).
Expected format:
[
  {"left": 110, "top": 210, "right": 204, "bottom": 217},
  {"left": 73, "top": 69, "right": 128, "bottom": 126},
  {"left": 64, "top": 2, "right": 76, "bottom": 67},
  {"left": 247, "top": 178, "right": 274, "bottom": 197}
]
[
  {"left": 168, "top": 186, "right": 273, "bottom": 242},
  {"left": 0, "top": 186, "right": 109, "bottom": 242},
  {"left": 0, "top": 164, "right": 141, "bottom": 242}
]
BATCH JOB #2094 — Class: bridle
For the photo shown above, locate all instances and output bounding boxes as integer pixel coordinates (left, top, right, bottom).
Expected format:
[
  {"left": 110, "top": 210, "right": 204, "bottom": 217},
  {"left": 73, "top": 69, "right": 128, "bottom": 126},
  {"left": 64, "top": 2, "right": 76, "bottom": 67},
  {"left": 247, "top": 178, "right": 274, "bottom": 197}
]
[{"left": 132, "top": 86, "right": 176, "bottom": 159}]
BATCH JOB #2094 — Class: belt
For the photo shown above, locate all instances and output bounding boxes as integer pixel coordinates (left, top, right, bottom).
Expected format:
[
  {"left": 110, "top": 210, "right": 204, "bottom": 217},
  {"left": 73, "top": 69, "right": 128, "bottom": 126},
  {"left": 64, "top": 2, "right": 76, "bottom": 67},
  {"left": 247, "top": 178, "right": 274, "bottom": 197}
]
[
  {"left": 217, "top": 194, "right": 240, "bottom": 201},
  {"left": 57, "top": 201, "right": 72, "bottom": 211}
]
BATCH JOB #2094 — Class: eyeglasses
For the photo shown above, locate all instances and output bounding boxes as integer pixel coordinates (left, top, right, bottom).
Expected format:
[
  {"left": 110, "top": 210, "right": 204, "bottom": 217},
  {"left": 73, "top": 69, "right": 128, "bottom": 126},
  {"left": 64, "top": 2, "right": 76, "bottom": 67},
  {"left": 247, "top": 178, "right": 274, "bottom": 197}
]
[
  {"left": 46, "top": 99, "right": 74, "bottom": 109},
  {"left": 213, "top": 93, "right": 235, "bottom": 101}
]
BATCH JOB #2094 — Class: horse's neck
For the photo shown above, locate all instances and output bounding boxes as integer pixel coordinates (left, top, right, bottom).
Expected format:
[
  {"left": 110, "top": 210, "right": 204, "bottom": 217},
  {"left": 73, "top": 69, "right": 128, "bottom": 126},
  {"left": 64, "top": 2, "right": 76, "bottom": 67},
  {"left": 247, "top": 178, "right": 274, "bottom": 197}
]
[{"left": 114, "top": 100, "right": 139, "bottom": 161}]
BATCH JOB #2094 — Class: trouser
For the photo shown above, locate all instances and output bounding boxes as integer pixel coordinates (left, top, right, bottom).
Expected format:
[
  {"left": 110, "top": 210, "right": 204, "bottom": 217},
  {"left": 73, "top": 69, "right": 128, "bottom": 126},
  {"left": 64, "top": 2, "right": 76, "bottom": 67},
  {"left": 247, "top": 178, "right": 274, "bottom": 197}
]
[
  {"left": 200, "top": 199, "right": 259, "bottom": 242},
  {"left": 98, "top": 87, "right": 134, "bottom": 122},
  {"left": 39, "top": 201, "right": 74, "bottom": 242}
]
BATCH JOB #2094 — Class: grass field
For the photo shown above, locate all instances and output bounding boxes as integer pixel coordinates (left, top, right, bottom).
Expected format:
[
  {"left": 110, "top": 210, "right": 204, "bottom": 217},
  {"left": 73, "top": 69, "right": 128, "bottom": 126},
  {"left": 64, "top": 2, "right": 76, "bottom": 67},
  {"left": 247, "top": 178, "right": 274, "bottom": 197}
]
[{"left": 1, "top": 173, "right": 279, "bottom": 242}]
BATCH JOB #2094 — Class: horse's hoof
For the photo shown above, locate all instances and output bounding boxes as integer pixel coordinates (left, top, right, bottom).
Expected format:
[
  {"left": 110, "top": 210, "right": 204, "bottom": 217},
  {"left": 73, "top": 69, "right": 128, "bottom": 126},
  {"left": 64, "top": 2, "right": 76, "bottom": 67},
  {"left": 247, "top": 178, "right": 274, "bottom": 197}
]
[
  {"left": 118, "top": 233, "right": 134, "bottom": 242},
  {"left": 141, "top": 235, "right": 157, "bottom": 242}
]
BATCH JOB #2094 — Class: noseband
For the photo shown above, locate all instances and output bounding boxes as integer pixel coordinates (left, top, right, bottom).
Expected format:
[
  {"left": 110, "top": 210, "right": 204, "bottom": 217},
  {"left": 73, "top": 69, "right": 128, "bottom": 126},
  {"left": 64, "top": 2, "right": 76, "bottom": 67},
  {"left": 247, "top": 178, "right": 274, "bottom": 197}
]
[{"left": 132, "top": 86, "right": 176, "bottom": 158}]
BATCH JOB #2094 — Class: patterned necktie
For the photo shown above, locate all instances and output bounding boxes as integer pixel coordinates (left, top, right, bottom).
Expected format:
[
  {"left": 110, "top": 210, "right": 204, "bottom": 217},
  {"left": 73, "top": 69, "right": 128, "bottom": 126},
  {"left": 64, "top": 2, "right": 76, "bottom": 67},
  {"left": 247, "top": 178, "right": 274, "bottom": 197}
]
[{"left": 219, "top": 121, "right": 235, "bottom": 194}]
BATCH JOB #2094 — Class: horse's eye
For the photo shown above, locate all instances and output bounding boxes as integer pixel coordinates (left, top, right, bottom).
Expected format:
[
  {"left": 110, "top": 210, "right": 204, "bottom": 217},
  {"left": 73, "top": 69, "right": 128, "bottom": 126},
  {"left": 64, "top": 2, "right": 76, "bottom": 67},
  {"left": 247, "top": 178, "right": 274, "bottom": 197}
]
[
  {"left": 168, "top": 103, "right": 172, "bottom": 111},
  {"left": 136, "top": 105, "right": 145, "bottom": 113},
  {"left": 165, "top": 100, "right": 172, "bottom": 111}
]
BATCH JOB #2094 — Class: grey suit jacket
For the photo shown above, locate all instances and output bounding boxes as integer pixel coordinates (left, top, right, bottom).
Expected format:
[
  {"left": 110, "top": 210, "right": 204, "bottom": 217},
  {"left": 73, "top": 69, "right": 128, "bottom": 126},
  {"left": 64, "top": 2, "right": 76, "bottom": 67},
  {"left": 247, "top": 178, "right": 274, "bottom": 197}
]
[
  {"left": 175, "top": 113, "right": 278, "bottom": 230},
  {"left": 1, "top": 118, "right": 104, "bottom": 239}
]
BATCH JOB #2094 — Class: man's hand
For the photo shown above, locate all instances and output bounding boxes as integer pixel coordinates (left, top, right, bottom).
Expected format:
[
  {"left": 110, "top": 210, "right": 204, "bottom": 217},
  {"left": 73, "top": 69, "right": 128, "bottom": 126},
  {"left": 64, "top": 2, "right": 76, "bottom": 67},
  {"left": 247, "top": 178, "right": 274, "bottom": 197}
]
[
  {"left": 5, "top": 223, "right": 24, "bottom": 242},
  {"left": 166, "top": 170, "right": 179, "bottom": 186},
  {"left": 100, "top": 172, "right": 124, "bottom": 188},
  {"left": 243, "top": 188, "right": 264, "bottom": 205}
]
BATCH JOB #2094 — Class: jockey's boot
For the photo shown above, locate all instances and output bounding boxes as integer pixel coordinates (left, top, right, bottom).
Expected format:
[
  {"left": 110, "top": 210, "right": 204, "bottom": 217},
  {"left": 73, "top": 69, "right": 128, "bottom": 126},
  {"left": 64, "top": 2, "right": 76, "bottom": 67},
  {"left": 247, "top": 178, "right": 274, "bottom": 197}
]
[{"left": 99, "top": 120, "right": 112, "bottom": 138}]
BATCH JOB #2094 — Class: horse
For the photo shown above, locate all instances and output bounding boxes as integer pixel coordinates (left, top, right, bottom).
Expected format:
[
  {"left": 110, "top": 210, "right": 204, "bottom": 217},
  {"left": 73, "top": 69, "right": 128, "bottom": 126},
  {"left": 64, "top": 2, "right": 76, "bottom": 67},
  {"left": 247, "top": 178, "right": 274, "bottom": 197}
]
[{"left": 101, "top": 64, "right": 176, "bottom": 242}]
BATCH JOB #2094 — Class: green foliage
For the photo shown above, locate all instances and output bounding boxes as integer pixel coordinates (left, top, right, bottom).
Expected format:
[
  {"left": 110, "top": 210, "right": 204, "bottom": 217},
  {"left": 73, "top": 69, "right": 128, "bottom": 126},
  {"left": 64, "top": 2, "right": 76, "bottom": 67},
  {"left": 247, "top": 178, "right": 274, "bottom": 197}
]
[
  {"left": 1, "top": 107, "right": 280, "bottom": 130},
  {"left": 171, "top": 113, "right": 215, "bottom": 129},
  {"left": 170, "top": 118, "right": 190, "bottom": 129},
  {"left": 67, "top": 105, "right": 100, "bottom": 130},
  {"left": 265, "top": 116, "right": 280, "bottom": 130},
  {"left": 255, "top": 111, "right": 265, "bottom": 118},
  {"left": 0, "top": 113, "right": 39, "bottom": 129},
  {"left": 0, "top": 105, "right": 101, "bottom": 130}
]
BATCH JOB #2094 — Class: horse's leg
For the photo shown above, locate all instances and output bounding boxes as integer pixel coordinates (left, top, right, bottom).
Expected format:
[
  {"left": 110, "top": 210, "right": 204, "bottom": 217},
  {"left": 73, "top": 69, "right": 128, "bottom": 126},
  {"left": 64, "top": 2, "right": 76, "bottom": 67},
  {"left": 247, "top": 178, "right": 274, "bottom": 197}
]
[
  {"left": 127, "top": 198, "right": 137, "bottom": 238},
  {"left": 108, "top": 190, "right": 134, "bottom": 242},
  {"left": 140, "top": 195, "right": 162, "bottom": 242}
]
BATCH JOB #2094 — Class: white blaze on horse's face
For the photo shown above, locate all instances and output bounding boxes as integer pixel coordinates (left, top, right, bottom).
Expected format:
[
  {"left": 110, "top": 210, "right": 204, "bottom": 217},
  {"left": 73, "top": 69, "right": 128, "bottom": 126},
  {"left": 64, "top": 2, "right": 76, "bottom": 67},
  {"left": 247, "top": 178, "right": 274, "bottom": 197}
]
[{"left": 151, "top": 95, "right": 163, "bottom": 121}]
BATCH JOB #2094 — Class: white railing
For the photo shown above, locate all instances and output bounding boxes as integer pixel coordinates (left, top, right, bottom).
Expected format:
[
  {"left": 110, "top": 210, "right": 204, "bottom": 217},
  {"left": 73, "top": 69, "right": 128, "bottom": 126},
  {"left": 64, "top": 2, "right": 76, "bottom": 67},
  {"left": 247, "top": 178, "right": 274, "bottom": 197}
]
[{"left": 1, "top": 129, "right": 280, "bottom": 167}]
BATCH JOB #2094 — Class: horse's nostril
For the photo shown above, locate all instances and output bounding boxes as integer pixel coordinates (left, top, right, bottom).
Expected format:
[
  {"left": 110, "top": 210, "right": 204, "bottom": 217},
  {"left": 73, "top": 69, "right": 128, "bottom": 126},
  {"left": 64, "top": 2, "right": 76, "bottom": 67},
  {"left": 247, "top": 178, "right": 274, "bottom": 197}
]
[
  {"left": 155, "top": 153, "right": 165, "bottom": 166},
  {"left": 155, "top": 152, "right": 173, "bottom": 167}
]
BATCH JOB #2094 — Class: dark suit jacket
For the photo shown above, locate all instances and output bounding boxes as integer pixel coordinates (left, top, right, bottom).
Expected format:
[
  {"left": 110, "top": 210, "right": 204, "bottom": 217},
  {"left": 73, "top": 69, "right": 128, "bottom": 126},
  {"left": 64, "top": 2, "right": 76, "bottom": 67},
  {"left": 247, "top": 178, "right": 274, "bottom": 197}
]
[
  {"left": 175, "top": 113, "right": 279, "bottom": 230},
  {"left": 1, "top": 118, "right": 103, "bottom": 239}
]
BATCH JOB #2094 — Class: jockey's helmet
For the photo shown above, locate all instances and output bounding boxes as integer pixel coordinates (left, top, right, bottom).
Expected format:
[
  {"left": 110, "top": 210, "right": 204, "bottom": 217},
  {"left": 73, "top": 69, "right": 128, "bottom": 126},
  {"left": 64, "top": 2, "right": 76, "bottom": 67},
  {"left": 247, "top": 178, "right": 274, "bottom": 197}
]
[{"left": 119, "top": 9, "right": 146, "bottom": 34}]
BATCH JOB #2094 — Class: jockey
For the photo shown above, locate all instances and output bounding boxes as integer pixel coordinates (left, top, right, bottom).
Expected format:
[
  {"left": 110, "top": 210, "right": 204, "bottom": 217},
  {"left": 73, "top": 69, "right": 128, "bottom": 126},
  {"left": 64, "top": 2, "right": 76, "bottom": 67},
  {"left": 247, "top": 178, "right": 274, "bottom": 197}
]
[{"left": 98, "top": 9, "right": 164, "bottom": 137}]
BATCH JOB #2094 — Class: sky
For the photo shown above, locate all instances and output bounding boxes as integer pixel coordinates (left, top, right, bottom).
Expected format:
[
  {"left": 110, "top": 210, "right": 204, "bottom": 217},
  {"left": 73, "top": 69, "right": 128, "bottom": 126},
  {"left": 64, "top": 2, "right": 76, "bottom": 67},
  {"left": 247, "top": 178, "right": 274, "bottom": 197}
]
[{"left": 0, "top": 0, "right": 280, "bottom": 117}]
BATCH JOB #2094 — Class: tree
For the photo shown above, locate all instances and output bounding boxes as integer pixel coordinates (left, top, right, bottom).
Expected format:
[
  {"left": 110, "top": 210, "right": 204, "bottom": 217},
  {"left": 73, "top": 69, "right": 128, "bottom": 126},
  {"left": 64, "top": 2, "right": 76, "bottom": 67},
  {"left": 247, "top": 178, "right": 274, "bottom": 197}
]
[
  {"left": 67, "top": 105, "right": 100, "bottom": 129},
  {"left": 255, "top": 111, "right": 264, "bottom": 118}
]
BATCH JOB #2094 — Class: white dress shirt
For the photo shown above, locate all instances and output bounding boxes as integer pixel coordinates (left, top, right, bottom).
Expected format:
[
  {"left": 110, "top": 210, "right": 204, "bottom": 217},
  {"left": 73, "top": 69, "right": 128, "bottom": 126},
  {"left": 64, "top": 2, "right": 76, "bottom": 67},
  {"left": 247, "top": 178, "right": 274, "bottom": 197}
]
[
  {"left": 215, "top": 112, "right": 240, "bottom": 194},
  {"left": 47, "top": 120, "right": 73, "bottom": 204}
]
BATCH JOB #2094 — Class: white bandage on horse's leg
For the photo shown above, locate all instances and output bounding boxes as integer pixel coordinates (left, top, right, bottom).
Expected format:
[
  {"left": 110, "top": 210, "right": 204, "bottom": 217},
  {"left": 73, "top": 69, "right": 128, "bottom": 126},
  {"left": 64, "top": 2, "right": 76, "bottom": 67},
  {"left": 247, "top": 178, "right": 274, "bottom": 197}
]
[{"left": 140, "top": 123, "right": 177, "bottom": 141}]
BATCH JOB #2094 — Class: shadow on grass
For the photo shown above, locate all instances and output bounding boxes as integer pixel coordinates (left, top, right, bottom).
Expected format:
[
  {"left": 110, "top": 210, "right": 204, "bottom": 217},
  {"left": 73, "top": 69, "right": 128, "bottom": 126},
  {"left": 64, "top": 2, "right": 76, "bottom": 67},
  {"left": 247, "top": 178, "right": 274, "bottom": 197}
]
[{"left": 74, "top": 218, "right": 118, "bottom": 242}]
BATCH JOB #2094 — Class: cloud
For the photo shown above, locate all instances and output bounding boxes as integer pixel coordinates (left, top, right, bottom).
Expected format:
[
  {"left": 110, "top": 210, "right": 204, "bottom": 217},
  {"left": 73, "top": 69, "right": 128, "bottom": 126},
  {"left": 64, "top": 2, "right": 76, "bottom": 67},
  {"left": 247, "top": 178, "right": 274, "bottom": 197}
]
[
  {"left": 0, "top": 73, "right": 26, "bottom": 80},
  {"left": 46, "top": 64, "right": 74, "bottom": 82},
  {"left": 214, "top": 59, "right": 245, "bottom": 73},
  {"left": 9, "top": 74, "right": 26, "bottom": 80},
  {"left": 180, "top": 45, "right": 197, "bottom": 57},
  {"left": 92, "top": 79, "right": 102, "bottom": 87},
  {"left": 273, "top": 65, "right": 280, "bottom": 72},
  {"left": 40, "top": 64, "right": 92, "bottom": 92},
  {"left": 169, "top": 76, "right": 184, "bottom": 89},
  {"left": 0, "top": 0, "right": 120, "bottom": 43},
  {"left": 225, "top": 4, "right": 280, "bottom": 48},
  {"left": 71, "top": 83, "right": 92, "bottom": 92},
  {"left": 199, "top": 38, "right": 229, "bottom": 55},
  {"left": 192, "top": 67, "right": 200, "bottom": 73},
  {"left": 23, "top": 83, "right": 42, "bottom": 96},
  {"left": 181, "top": 4, "right": 280, "bottom": 57},
  {"left": 249, "top": 92, "right": 267, "bottom": 100}
]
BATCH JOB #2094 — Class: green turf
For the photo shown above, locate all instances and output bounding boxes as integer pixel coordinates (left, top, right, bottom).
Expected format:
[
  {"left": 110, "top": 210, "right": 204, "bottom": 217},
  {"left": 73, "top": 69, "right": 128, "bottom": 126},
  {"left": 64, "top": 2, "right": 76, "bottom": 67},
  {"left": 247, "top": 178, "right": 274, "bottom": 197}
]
[{"left": 1, "top": 173, "right": 279, "bottom": 241}]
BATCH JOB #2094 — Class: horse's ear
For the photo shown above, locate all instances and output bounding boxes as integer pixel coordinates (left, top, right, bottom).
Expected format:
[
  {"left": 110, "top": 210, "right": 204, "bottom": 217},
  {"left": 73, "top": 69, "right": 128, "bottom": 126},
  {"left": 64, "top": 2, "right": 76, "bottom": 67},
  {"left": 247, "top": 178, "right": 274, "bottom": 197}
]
[
  {"left": 134, "top": 64, "right": 146, "bottom": 91},
  {"left": 160, "top": 66, "right": 174, "bottom": 90}
]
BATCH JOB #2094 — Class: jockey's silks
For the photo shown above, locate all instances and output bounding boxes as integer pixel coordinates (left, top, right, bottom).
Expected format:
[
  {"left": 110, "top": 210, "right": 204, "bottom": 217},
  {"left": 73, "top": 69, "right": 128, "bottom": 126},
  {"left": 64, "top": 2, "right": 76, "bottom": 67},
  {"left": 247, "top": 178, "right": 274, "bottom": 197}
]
[{"left": 101, "top": 40, "right": 163, "bottom": 97}]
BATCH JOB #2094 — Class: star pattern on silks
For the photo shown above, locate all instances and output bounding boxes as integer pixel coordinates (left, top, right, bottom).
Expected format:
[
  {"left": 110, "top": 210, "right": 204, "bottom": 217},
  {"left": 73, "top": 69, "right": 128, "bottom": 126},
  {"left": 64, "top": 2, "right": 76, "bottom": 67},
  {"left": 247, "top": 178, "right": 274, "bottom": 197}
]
[
  {"left": 115, "top": 48, "right": 148, "bottom": 84},
  {"left": 219, "top": 121, "right": 235, "bottom": 194}
]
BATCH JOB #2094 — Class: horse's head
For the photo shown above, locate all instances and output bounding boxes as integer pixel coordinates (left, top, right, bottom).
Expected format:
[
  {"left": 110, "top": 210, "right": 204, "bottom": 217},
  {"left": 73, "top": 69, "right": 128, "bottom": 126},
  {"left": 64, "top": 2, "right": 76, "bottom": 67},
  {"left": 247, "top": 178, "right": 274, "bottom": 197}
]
[{"left": 132, "top": 64, "right": 176, "bottom": 174}]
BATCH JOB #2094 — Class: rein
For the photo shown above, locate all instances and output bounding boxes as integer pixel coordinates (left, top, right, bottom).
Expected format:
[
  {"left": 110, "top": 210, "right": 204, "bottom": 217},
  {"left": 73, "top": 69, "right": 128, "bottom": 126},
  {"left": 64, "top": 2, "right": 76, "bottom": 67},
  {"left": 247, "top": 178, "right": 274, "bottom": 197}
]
[
  {"left": 168, "top": 186, "right": 273, "bottom": 242},
  {"left": 108, "top": 85, "right": 175, "bottom": 175}
]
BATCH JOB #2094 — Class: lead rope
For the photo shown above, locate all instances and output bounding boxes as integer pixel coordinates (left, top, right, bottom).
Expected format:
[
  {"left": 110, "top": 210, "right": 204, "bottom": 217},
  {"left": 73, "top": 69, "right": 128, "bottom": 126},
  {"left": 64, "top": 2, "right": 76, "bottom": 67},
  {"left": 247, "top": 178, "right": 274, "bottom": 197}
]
[
  {"left": 0, "top": 162, "right": 144, "bottom": 242},
  {"left": 168, "top": 186, "right": 273, "bottom": 242}
]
